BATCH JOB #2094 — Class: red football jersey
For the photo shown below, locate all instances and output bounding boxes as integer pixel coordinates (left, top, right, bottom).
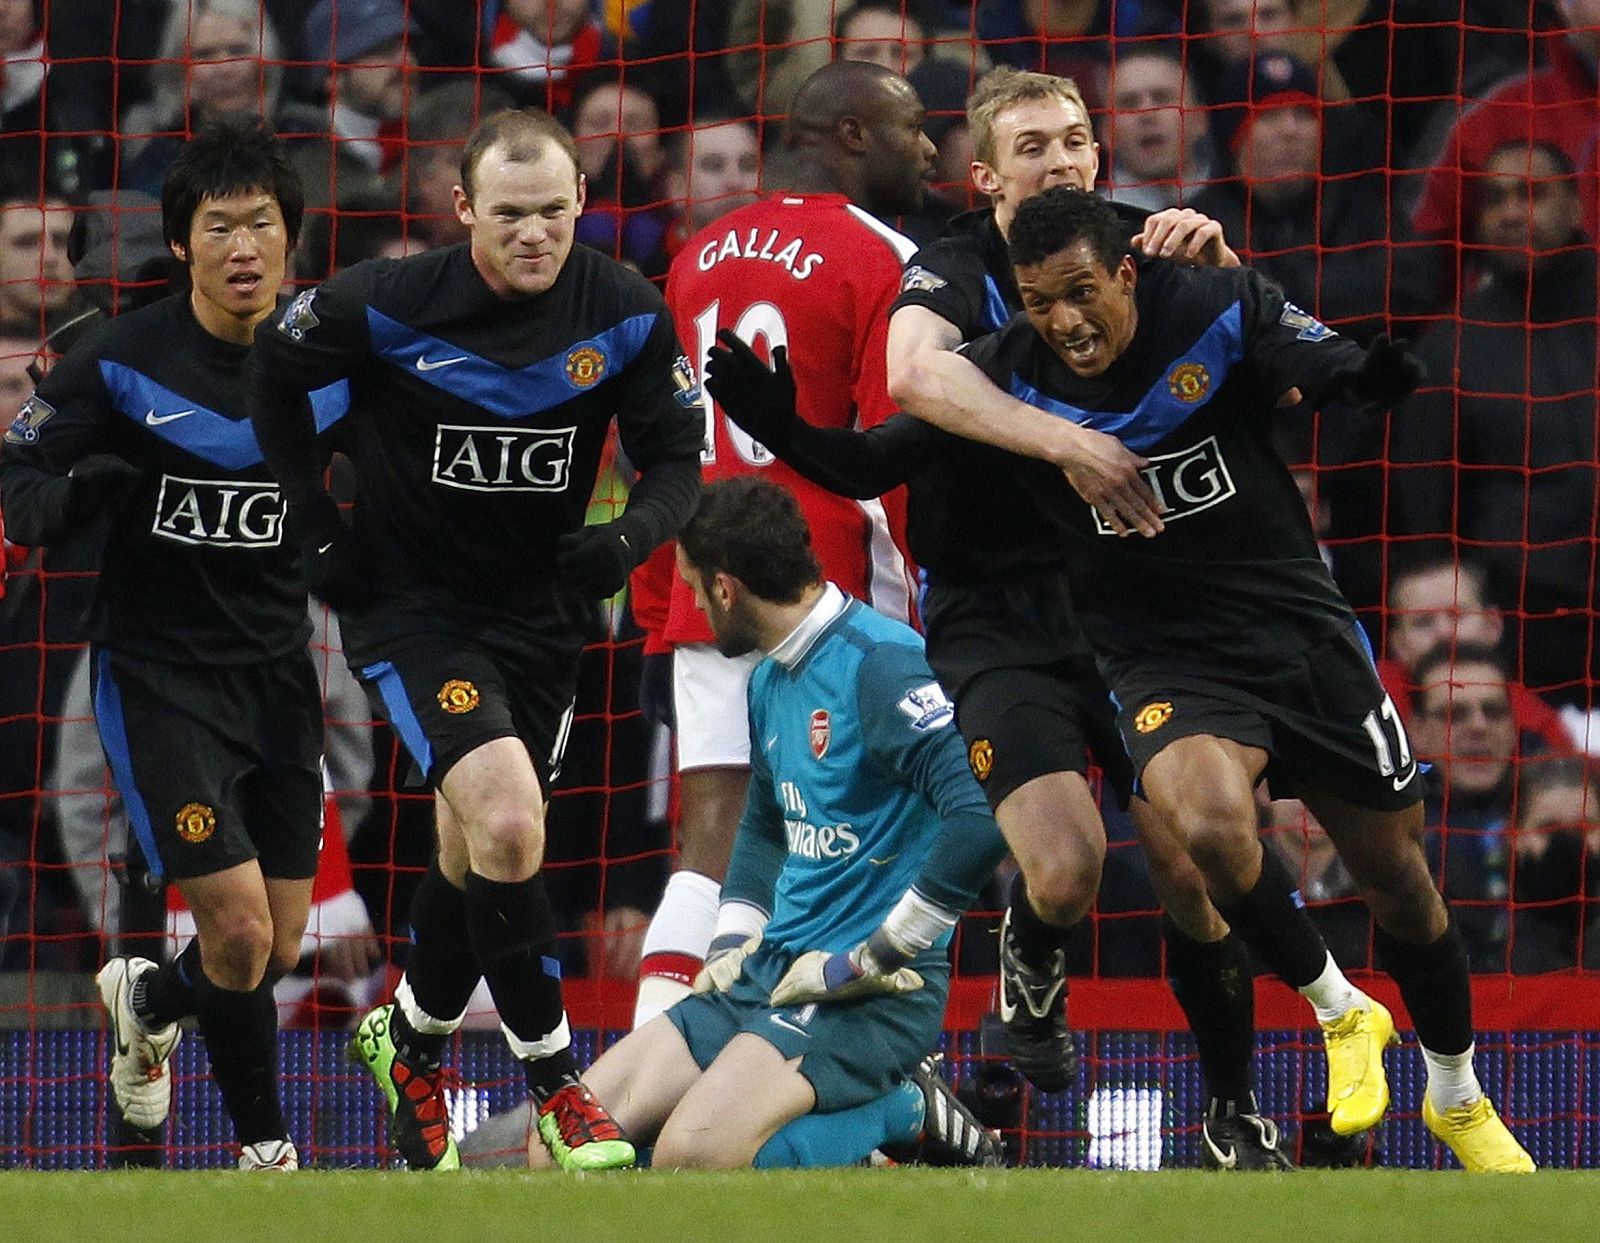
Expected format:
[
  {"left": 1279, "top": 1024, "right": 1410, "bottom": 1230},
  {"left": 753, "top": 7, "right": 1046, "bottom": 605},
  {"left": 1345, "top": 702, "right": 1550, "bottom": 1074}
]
[{"left": 663, "top": 192, "right": 915, "bottom": 646}]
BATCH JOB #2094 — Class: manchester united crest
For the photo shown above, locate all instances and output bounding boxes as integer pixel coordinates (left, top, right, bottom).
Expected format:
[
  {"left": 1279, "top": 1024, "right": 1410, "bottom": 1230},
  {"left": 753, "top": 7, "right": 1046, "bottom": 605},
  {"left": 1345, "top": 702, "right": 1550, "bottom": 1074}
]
[
  {"left": 564, "top": 343, "right": 607, "bottom": 389},
  {"left": 1134, "top": 702, "right": 1174, "bottom": 734},
  {"left": 1166, "top": 362, "right": 1210, "bottom": 403},
  {"left": 968, "top": 738, "right": 994, "bottom": 782},
  {"left": 810, "top": 709, "right": 831, "bottom": 760},
  {"left": 438, "top": 679, "right": 480, "bottom": 714},
  {"left": 175, "top": 802, "right": 216, "bottom": 843}
]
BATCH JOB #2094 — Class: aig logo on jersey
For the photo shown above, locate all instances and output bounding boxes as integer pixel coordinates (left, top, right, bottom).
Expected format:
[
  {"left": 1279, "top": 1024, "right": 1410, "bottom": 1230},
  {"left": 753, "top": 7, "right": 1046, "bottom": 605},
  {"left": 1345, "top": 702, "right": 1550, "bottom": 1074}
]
[
  {"left": 433, "top": 424, "right": 577, "bottom": 492},
  {"left": 897, "top": 681, "right": 954, "bottom": 731},
  {"left": 1093, "top": 436, "right": 1237, "bottom": 536},
  {"left": 153, "top": 475, "right": 284, "bottom": 547}
]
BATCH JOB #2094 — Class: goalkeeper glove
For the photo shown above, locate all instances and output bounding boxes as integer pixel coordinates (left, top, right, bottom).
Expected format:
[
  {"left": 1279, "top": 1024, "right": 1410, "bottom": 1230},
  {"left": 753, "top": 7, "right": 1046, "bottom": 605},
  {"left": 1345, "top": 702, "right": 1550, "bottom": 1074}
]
[
  {"left": 691, "top": 933, "right": 759, "bottom": 995},
  {"left": 556, "top": 516, "right": 642, "bottom": 599},
  {"left": 769, "top": 932, "right": 925, "bottom": 1008},
  {"left": 1335, "top": 334, "right": 1425, "bottom": 413},
  {"left": 703, "top": 329, "right": 799, "bottom": 448}
]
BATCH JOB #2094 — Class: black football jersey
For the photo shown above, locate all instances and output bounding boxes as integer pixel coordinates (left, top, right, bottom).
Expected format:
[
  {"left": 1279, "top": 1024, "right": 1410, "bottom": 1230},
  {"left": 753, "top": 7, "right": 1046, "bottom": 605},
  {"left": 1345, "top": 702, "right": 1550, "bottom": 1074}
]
[
  {"left": 250, "top": 242, "right": 703, "bottom": 613},
  {"left": 963, "top": 262, "right": 1370, "bottom": 668},
  {"left": 0, "top": 293, "right": 348, "bottom": 663}
]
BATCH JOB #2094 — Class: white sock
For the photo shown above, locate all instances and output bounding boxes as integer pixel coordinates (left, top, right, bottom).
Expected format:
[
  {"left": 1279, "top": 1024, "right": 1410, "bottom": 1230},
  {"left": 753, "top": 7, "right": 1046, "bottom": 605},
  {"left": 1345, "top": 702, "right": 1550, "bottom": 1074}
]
[
  {"left": 632, "top": 974, "right": 694, "bottom": 1028},
  {"left": 395, "top": 974, "right": 466, "bottom": 1035},
  {"left": 1298, "top": 951, "right": 1367, "bottom": 1025},
  {"left": 1422, "top": 1043, "right": 1483, "bottom": 1113},
  {"left": 633, "top": 871, "right": 721, "bottom": 1029}
]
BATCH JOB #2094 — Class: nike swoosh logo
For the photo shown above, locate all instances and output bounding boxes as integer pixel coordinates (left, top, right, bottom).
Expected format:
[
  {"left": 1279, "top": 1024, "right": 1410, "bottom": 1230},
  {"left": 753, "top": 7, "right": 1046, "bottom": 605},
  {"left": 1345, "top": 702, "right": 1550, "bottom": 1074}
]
[
  {"left": 415, "top": 354, "right": 468, "bottom": 371},
  {"left": 145, "top": 409, "right": 196, "bottom": 425},
  {"left": 764, "top": 735, "right": 779, "bottom": 751},
  {"left": 769, "top": 1013, "right": 810, "bottom": 1038},
  {"left": 1202, "top": 1130, "right": 1238, "bottom": 1169},
  {"left": 868, "top": 852, "right": 900, "bottom": 866},
  {"left": 1392, "top": 766, "right": 1418, "bottom": 792},
  {"left": 316, "top": 542, "right": 334, "bottom": 556}
]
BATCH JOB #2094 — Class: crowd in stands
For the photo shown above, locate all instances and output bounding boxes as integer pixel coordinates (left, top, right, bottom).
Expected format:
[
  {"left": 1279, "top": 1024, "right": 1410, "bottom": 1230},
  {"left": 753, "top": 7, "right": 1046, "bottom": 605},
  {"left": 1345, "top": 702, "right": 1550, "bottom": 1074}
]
[{"left": 1, "top": 0, "right": 1598, "bottom": 1003}]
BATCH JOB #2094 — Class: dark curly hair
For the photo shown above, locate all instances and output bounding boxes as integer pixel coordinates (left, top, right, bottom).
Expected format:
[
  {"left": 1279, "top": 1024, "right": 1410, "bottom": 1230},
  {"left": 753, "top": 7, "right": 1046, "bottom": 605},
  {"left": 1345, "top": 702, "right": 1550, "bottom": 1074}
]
[
  {"left": 1008, "top": 185, "right": 1128, "bottom": 273},
  {"left": 678, "top": 477, "right": 822, "bottom": 604}
]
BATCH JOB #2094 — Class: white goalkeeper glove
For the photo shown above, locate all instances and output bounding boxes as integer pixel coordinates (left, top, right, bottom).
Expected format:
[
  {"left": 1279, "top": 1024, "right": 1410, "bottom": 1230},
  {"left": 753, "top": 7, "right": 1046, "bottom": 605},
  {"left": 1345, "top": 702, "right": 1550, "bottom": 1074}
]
[
  {"left": 691, "top": 933, "right": 760, "bottom": 995},
  {"left": 769, "top": 933, "right": 924, "bottom": 1007}
]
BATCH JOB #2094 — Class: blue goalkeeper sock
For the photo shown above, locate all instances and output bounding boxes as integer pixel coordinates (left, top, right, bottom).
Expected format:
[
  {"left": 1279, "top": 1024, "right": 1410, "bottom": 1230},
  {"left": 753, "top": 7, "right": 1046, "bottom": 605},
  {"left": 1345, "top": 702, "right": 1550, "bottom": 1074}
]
[{"left": 751, "top": 1080, "right": 923, "bottom": 1168}]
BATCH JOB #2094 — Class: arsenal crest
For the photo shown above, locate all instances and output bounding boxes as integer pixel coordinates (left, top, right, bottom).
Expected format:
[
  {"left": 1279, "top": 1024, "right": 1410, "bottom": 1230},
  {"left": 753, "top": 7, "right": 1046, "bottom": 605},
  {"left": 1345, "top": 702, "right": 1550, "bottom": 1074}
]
[{"left": 809, "top": 709, "right": 831, "bottom": 760}]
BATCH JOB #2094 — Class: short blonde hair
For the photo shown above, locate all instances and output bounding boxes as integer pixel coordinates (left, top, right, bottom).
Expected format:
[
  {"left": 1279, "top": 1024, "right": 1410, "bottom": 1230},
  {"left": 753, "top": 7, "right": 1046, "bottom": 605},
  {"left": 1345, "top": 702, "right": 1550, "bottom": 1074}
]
[{"left": 967, "top": 66, "right": 1090, "bottom": 165}]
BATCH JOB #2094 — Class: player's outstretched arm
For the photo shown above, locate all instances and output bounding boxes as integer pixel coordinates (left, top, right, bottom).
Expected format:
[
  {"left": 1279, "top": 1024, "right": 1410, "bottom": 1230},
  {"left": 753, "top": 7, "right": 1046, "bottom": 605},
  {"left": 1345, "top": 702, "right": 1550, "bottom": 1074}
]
[
  {"left": 703, "top": 330, "right": 915, "bottom": 498},
  {"left": 886, "top": 307, "right": 1164, "bottom": 537}
]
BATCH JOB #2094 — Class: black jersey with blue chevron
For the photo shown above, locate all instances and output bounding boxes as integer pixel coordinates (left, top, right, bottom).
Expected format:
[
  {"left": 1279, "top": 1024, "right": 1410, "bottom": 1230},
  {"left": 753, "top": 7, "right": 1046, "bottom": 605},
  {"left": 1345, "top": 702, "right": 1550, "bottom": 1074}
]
[
  {"left": 963, "top": 262, "right": 1373, "bottom": 667},
  {"left": 0, "top": 293, "right": 349, "bottom": 663},
  {"left": 250, "top": 242, "right": 701, "bottom": 611}
]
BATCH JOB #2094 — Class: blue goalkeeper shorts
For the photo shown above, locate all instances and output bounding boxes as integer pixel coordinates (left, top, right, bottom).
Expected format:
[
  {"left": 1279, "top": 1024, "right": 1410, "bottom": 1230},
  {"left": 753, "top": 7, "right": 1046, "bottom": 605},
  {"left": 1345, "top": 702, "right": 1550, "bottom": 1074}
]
[{"left": 665, "top": 942, "right": 948, "bottom": 1112}]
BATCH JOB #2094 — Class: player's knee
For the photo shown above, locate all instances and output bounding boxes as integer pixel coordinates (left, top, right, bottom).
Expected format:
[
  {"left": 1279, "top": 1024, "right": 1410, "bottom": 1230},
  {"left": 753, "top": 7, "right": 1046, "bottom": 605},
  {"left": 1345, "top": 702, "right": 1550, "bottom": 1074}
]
[
  {"left": 1022, "top": 847, "right": 1102, "bottom": 926},
  {"left": 470, "top": 806, "right": 546, "bottom": 880},
  {"left": 201, "top": 913, "right": 274, "bottom": 990},
  {"left": 650, "top": 1122, "right": 751, "bottom": 1170},
  {"left": 266, "top": 936, "right": 303, "bottom": 980},
  {"left": 1163, "top": 789, "right": 1257, "bottom": 879}
]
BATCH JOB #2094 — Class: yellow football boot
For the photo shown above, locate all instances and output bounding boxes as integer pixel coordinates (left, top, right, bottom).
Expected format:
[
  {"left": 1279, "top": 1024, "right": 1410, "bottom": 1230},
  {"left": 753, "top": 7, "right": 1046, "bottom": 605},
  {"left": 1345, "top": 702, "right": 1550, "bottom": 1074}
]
[
  {"left": 1320, "top": 998, "right": 1400, "bottom": 1135},
  {"left": 1423, "top": 1095, "right": 1536, "bottom": 1173}
]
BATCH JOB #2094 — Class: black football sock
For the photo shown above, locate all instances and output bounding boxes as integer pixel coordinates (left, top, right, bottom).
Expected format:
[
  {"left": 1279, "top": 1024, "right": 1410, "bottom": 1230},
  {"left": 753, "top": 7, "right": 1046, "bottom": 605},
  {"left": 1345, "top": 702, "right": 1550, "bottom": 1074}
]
[
  {"left": 1374, "top": 912, "right": 1473, "bottom": 1055},
  {"left": 190, "top": 954, "right": 287, "bottom": 1145},
  {"left": 1213, "top": 845, "right": 1327, "bottom": 990},
  {"left": 461, "top": 870, "right": 577, "bottom": 1099},
  {"left": 132, "top": 939, "right": 200, "bottom": 1027},
  {"left": 396, "top": 859, "right": 481, "bottom": 1063},
  {"left": 1163, "top": 916, "right": 1255, "bottom": 1108},
  {"left": 1006, "top": 870, "right": 1074, "bottom": 970}
]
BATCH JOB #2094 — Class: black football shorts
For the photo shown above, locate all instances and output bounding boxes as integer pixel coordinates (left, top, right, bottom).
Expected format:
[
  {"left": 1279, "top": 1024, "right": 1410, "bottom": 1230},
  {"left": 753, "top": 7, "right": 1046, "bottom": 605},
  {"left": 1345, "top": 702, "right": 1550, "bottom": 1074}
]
[
  {"left": 1106, "top": 622, "right": 1423, "bottom": 813},
  {"left": 347, "top": 599, "right": 584, "bottom": 792},
  {"left": 954, "top": 661, "right": 1135, "bottom": 810},
  {"left": 92, "top": 646, "right": 324, "bottom": 881}
]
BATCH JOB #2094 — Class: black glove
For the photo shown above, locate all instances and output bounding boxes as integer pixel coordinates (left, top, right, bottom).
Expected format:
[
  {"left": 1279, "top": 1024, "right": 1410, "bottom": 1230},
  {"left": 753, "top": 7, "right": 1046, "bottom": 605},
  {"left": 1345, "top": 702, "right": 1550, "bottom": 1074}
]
[
  {"left": 703, "top": 328, "right": 799, "bottom": 446},
  {"left": 556, "top": 517, "right": 642, "bottom": 599},
  {"left": 294, "top": 492, "right": 371, "bottom": 612},
  {"left": 65, "top": 454, "right": 142, "bottom": 524},
  {"left": 1337, "top": 334, "right": 1426, "bottom": 413}
]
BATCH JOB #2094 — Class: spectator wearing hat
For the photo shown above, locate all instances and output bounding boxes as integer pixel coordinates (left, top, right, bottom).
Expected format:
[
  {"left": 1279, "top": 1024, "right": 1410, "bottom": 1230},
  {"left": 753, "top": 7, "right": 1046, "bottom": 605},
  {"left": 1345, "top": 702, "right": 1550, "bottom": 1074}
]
[
  {"left": 291, "top": 0, "right": 417, "bottom": 212},
  {"left": 1192, "top": 51, "right": 1430, "bottom": 342},
  {"left": 1104, "top": 42, "right": 1217, "bottom": 212},
  {"left": 1391, "top": 139, "right": 1599, "bottom": 713}
]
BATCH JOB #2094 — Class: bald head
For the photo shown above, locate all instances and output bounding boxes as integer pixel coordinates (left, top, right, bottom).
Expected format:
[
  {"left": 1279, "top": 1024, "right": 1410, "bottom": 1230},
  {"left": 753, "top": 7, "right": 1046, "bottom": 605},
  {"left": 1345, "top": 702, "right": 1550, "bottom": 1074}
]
[
  {"left": 784, "top": 59, "right": 933, "bottom": 217},
  {"left": 788, "top": 59, "right": 914, "bottom": 145}
]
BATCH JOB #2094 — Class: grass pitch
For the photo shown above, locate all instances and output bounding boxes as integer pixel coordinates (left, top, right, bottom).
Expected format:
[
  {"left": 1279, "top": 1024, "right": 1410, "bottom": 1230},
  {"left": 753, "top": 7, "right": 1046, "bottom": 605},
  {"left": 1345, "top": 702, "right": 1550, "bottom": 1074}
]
[{"left": 3, "top": 1168, "right": 1597, "bottom": 1243}]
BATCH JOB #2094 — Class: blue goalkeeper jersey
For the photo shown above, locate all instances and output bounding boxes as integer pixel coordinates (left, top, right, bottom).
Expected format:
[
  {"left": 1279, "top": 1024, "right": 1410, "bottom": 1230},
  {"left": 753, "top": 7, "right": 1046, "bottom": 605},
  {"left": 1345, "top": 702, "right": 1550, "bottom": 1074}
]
[{"left": 724, "top": 585, "right": 994, "bottom": 957}]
